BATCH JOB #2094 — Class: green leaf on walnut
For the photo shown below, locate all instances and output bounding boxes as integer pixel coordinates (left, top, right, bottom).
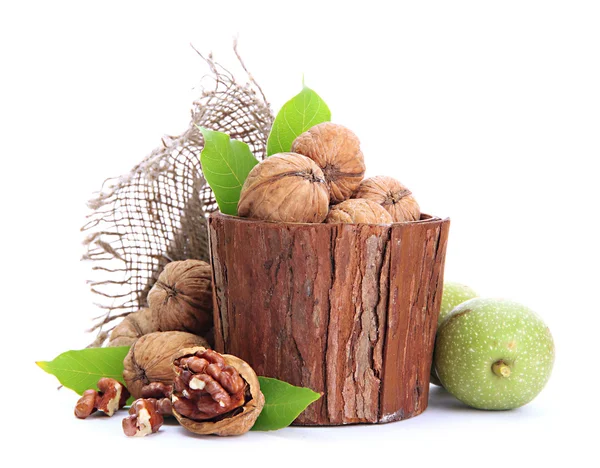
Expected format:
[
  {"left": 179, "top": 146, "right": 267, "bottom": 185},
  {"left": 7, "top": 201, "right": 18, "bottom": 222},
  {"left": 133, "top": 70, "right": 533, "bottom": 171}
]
[
  {"left": 198, "top": 126, "right": 259, "bottom": 216},
  {"left": 37, "top": 347, "right": 131, "bottom": 401},
  {"left": 266, "top": 86, "right": 331, "bottom": 156},
  {"left": 252, "top": 377, "right": 322, "bottom": 431}
]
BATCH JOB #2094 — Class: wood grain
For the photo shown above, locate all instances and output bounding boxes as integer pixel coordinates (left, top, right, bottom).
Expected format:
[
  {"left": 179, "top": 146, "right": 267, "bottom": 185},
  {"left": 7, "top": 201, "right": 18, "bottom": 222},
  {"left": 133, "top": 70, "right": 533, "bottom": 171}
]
[{"left": 209, "top": 213, "right": 450, "bottom": 425}]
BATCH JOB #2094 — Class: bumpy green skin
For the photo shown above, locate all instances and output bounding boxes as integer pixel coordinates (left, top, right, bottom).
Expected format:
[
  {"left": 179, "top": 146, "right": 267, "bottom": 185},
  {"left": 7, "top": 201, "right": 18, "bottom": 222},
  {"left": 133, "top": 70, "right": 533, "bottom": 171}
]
[
  {"left": 430, "top": 282, "right": 478, "bottom": 386},
  {"left": 438, "top": 282, "right": 479, "bottom": 327},
  {"left": 433, "top": 298, "right": 555, "bottom": 410}
]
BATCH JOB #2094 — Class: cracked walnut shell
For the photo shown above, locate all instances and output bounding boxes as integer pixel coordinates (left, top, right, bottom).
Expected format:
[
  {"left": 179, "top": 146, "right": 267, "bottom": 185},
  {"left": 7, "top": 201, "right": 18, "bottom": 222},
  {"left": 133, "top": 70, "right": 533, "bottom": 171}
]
[
  {"left": 123, "top": 331, "right": 208, "bottom": 400},
  {"left": 148, "top": 260, "right": 213, "bottom": 337},
  {"left": 326, "top": 198, "right": 393, "bottom": 224},
  {"left": 238, "top": 152, "right": 329, "bottom": 223},
  {"left": 353, "top": 176, "right": 421, "bottom": 222},
  {"left": 291, "top": 122, "right": 366, "bottom": 204},
  {"left": 170, "top": 347, "right": 264, "bottom": 436}
]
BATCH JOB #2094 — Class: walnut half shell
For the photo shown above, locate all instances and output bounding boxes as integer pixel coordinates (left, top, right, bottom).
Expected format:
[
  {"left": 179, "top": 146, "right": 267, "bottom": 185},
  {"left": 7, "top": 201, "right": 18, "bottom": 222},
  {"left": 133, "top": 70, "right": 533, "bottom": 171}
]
[{"left": 170, "top": 347, "right": 264, "bottom": 436}]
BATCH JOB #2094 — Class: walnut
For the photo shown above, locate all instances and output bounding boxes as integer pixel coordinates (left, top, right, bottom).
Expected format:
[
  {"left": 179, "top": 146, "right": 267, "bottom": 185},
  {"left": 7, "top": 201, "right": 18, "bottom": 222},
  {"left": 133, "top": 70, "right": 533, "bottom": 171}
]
[
  {"left": 122, "top": 398, "right": 170, "bottom": 437},
  {"left": 353, "top": 176, "right": 421, "bottom": 222},
  {"left": 107, "top": 308, "right": 156, "bottom": 347},
  {"left": 325, "top": 198, "right": 393, "bottom": 224},
  {"left": 74, "top": 378, "right": 130, "bottom": 419},
  {"left": 148, "top": 260, "right": 213, "bottom": 337},
  {"left": 237, "top": 152, "right": 330, "bottom": 223},
  {"left": 170, "top": 347, "right": 264, "bottom": 436},
  {"left": 291, "top": 122, "right": 366, "bottom": 204},
  {"left": 122, "top": 331, "right": 208, "bottom": 400}
]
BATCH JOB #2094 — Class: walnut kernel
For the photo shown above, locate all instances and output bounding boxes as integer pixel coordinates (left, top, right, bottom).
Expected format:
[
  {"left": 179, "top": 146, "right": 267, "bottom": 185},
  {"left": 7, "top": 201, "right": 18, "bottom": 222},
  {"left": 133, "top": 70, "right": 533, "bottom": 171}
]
[
  {"left": 170, "top": 347, "right": 264, "bottom": 436},
  {"left": 122, "top": 331, "right": 208, "bottom": 400}
]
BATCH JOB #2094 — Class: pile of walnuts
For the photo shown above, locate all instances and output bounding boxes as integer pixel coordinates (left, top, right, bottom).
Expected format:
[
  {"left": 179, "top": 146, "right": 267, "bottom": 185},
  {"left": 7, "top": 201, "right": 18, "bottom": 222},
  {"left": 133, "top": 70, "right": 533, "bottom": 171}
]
[
  {"left": 238, "top": 122, "right": 421, "bottom": 224},
  {"left": 75, "top": 260, "right": 264, "bottom": 437}
]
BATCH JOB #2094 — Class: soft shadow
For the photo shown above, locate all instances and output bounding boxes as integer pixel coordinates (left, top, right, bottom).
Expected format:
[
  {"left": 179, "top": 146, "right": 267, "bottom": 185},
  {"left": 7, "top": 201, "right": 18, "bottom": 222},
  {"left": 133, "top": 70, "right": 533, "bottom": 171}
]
[{"left": 427, "top": 385, "right": 481, "bottom": 412}]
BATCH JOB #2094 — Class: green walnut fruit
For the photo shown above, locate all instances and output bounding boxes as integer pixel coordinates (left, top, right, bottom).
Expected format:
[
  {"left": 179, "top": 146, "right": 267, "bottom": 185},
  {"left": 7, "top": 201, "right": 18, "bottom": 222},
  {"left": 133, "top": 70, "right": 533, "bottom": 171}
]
[
  {"left": 438, "top": 282, "right": 479, "bottom": 327},
  {"left": 430, "top": 282, "right": 478, "bottom": 386},
  {"left": 433, "top": 298, "right": 555, "bottom": 410}
]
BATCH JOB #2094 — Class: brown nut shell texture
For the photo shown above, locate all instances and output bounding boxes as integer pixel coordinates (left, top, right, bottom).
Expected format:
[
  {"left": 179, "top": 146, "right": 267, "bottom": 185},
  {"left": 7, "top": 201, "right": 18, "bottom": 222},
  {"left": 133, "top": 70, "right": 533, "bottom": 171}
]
[
  {"left": 108, "top": 308, "right": 156, "bottom": 347},
  {"left": 148, "top": 260, "right": 213, "bottom": 336},
  {"left": 123, "top": 331, "right": 208, "bottom": 400},
  {"left": 170, "top": 347, "right": 265, "bottom": 436},
  {"left": 291, "top": 122, "right": 366, "bottom": 204},
  {"left": 354, "top": 176, "right": 421, "bottom": 222},
  {"left": 237, "top": 152, "right": 330, "bottom": 223},
  {"left": 326, "top": 198, "right": 393, "bottom": 224}
]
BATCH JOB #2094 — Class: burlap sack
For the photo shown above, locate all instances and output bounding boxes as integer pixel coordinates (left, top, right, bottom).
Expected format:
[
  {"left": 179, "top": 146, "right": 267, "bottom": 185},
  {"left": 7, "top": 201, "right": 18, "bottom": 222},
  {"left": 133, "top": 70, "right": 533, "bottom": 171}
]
[{"left": 81, "top": 45, "right": 273, "bottom": 346}]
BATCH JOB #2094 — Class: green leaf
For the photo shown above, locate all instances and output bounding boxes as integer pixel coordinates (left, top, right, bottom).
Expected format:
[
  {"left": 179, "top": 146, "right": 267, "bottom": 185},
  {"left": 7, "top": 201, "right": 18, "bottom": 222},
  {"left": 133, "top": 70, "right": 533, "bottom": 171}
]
[
  {"left": 37, "top": 347, "right": 131, "bottom": 400},
  {"left": 266, "top": 86, "right": 331, "bottom": 156},
  {"left": 252, "top": 377, "right": 321, "bottom": 431},
  {"left": 199, "top": 127, "right": 259, "bottom": 215}
]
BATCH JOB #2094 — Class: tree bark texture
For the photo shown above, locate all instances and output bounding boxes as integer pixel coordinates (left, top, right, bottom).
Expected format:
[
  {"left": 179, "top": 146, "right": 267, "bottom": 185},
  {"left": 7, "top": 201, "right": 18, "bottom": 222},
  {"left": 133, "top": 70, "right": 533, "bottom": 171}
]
[{"left": 209, "top": 213, "right": 450, "bottom": 425}]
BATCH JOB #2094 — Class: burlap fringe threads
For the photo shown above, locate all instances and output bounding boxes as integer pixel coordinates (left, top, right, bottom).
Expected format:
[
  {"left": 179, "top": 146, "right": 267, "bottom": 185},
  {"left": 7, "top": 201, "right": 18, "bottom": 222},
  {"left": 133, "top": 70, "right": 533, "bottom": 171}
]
[{"left": 81, "top": 44, "right": 273, "bottom": 347}]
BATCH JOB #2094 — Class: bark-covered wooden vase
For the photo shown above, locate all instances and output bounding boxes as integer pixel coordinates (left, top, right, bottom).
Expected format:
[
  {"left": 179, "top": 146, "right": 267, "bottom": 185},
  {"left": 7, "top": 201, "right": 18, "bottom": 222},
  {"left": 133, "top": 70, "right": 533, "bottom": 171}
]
[{"left": 208, "top": 212, "right": 450, "bottom": 425}]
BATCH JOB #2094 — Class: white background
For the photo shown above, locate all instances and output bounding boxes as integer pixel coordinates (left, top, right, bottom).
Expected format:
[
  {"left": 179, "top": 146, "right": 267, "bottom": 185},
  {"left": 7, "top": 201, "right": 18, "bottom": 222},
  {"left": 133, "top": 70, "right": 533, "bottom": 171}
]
[{"left": 1, "top": 1, "right": 598, "bottom": 466}]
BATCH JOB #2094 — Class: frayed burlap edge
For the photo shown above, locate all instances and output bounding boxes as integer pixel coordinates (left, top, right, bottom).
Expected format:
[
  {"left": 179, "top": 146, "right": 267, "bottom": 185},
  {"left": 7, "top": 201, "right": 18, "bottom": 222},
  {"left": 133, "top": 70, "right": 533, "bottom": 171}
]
[{"left": 82, "top": 42, "right": 273, "bottom": 347}]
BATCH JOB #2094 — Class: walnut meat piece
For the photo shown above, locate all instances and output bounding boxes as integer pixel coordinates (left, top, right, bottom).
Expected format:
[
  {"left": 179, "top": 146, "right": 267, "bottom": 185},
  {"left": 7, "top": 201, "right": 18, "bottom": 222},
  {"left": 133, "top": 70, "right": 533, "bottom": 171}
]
[
  {"left": 108, "top": 308, "right": 156, "bottom": 347},
  {"left": 74, "top": 378, "right": 130, "bottom": 419},
  {"left": 148, "top": 260, "right": 213, "bottom": 337},
  {"left": 353, "top": 176, "right": 421, "bottom": 222},
  {"left": 238, "top": 153, "right": 330, "bottom": 223},
  {"left": 123, "top": 331, "right": 208, "bottom": 400},
  {"left": 291, "top": 122, "right": 366, "bottom": 204},
  {"left": 122, "top": 399, "right": 166, "bottom": 437},
  {"left": 326, "top": 199, "right": 393, "bottom": 224},
  {"left": 170, "top": 347, "right": 264, "bottom": 436}
]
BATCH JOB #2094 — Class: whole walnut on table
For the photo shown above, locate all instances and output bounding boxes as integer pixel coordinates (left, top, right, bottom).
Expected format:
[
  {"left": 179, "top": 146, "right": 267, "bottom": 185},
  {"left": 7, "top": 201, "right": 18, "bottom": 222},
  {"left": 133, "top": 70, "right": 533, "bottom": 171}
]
[{"left": 148, "top": 259, "right": 213, "bottom": 337}]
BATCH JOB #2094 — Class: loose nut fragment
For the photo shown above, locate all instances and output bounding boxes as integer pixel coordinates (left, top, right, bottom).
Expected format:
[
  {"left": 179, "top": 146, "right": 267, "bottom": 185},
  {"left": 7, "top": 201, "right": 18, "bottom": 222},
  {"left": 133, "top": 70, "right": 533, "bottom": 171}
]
[
  {"left": 353, "top": 176, "right": 421, "bottom": 222},
  {"left": 325, "top": 198, "right": 393, "bottom": 224},
  {"left": 122, "top": 399, "right": 167, "bottom": 437},
  {"left": 171, "top": 347, "right": 264, "bottom": 436},
  {"left": 292, "top": 122, "right": 366, "bottom": 204},
  {"left": 140, "top": 382, "right": 173, "bottom": 400},
  {"left": 148, "top": 260, "right": 213, "bottom": 337},
  {"left": 123, "top": 331, "right": 208, "bottom": 399},
  {"left": 108, "top": 308, "right": 156, "bottom": 347},
  {"left": 74, "top": 389, "right": 99, "bottom": 419},
  {"left": 238, "top": 153, "right": 330, "bottom": 223},
  {"left": 74, "top": 378, "right": 130, "bottom": 419}
]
